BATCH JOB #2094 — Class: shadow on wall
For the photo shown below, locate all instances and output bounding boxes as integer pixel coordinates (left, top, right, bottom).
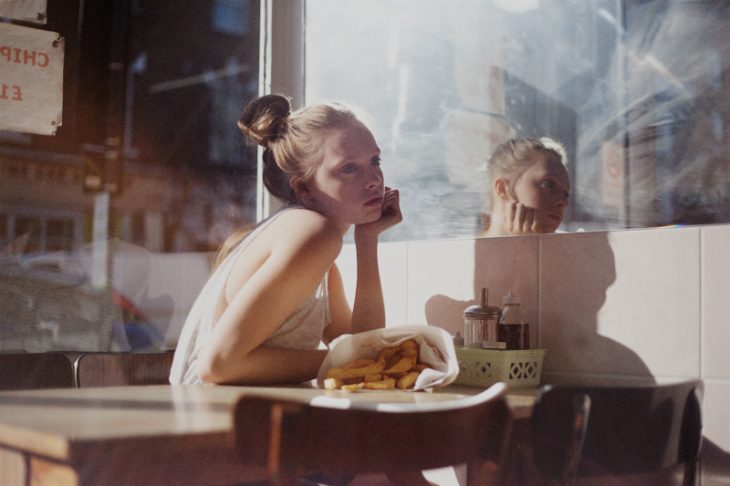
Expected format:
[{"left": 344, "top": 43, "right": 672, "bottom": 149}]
[
  {"left": 537, "top": 232, "right": 653, "bottom": 380},
  {"left": 424, "top": 231, "right": 730, "bottom": 481},
  {"left": 424, "top": 232, "right": 654, "bottom": 380}
]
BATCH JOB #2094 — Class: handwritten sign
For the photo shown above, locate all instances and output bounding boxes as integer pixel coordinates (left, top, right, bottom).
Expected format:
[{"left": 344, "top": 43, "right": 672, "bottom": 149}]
[
  {"left": 0, "top": 22, "right": 63, "bottom": 135},
  {"left": 0, "top": 0, "right": 47, "bottom": 24}
]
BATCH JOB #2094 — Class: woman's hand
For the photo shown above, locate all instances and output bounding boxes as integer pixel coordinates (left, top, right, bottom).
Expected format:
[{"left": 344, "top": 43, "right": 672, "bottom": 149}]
[
  {"left": 355, "top": 187, "right": 402, "bottom": 241},
  {"left": 502, "top": 200, "right": 545, "bottom": 235}
]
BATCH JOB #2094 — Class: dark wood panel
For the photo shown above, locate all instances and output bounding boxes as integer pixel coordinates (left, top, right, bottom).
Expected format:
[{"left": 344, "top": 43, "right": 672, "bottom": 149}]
[
  {"left": 0, "top": 352, "right": 75, "bottom": 390},
  {"left": 76, "top": 351, "right": 174, "bottom": 387}
]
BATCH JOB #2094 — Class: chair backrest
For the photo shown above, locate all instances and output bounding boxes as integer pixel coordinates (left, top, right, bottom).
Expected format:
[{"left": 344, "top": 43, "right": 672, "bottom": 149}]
[
  {"left": 530, "top": 380, "right": 703, "bottom": 486},
  {"left": 0, "top": 352, "right": 75, "bottom": 390},
  {"left": 75, "top": 351, "right": 174, "bottom": 387},
  {"left": 235, "top": 383, "right": 513, "bottom": 485}
]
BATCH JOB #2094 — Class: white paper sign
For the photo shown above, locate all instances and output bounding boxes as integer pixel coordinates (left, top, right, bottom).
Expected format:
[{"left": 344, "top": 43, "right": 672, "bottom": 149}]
[
  {"left": 0, "top": 22, "right": 63, "bottom": 135},
  {"left": 0, "top": 0, "right": 47, "bottom": 24}
]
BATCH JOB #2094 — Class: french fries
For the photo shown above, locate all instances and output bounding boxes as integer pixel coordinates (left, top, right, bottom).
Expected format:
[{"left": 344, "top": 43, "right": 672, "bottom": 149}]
[{"left": 324, "top": 339, "right": 432, "bottom": 392}]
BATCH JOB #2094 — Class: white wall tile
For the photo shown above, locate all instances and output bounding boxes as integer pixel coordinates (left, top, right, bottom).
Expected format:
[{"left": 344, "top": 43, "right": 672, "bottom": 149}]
[
  {"left": 335, "top": 241, "right": 408, "bottom": 327},
  {"left": 472, "top": 235, "right": 539, "bottom": 343},
  {"left": 407, "top": 235, "right": 538, "bottom": 338},
  {"left": 701, "top": 226, "right": 730, "bottom": 379},
  {"left": 407, "top": 238, "right": 476, "bottom": 333},
  {"left": 540, "top": 228, "right": 700, "bottom": 378}
]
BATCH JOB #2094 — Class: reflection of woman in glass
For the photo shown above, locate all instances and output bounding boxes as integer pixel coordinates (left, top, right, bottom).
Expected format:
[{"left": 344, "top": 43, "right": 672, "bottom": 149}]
[{"left": 480, "top": 137, "right": 571, "bottom": 237}]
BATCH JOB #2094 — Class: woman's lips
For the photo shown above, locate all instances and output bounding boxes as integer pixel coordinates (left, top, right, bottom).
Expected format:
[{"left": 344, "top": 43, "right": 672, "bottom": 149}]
[{"left": 365, "top": 196, "right": 384, "bottom": 207}]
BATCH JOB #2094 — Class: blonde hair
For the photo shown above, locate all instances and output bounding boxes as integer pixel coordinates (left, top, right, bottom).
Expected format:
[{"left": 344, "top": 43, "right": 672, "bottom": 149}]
[
  {"left": 214, "top": 94, "right": 359, "bottom": 268},
  {"left": 481, "top": 137, "right": 567, "bottom": 231},
  {"left": 488, "top": 136, "right": 567, "bottom": 202},
  {"left": 237, "top": 93, "right": 358, "bottom": 203}
]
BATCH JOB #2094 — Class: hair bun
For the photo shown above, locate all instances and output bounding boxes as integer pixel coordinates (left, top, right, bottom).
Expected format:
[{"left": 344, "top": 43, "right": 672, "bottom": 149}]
[{"left": 238, "top": 94, "right": 292, "bottom": 147}]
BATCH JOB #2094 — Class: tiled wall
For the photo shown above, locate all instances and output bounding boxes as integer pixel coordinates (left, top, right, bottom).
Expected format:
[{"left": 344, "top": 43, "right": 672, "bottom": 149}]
[{"left": 336, "top": 225, "right": 730, "bottom": 485}]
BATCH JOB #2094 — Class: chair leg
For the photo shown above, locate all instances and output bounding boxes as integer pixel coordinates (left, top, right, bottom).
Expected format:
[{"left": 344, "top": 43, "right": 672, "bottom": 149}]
[
  {"left": 561, "top": 394, "right": 591, "bottom": 486},
  {"left": 683, "top": 459, "right": 698, "bottom": 486}
]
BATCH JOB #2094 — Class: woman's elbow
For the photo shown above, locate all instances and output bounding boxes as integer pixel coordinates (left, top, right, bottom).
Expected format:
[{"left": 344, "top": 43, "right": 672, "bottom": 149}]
[{"left": 196, "top": 352, "right": 232, "bottom": 384}]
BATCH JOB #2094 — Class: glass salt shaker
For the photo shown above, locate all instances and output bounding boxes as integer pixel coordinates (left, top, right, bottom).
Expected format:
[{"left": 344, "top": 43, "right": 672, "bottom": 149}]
[{"left": 463, "top": 288, "right": 502, "bottom": 347}]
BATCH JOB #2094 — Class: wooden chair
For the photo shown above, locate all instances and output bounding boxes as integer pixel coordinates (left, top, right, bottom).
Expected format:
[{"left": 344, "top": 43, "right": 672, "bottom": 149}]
[
  {"left": 0, "top": 352, "right": 75, "bottom": 390},
  {"left": 75, "top": 351, "right": 174, "bottom": 387},
  {"left": 234, "top": 382, "right": 513, "bottom": 486},
  {"left": 530, "top": 380, "right": 703, "bottom": 486}
]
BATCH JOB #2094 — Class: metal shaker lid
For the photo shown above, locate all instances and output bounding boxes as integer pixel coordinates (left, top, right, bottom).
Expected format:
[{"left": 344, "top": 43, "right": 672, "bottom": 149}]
[{"left": 464, "top": 288, "right": 502, "bottom": 318}]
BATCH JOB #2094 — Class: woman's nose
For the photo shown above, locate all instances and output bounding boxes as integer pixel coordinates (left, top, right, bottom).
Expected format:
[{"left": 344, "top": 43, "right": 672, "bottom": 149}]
[
  {"left": 365, "top": 167, "right": 383, "bottom": 188},
  {"left": 555, "top": 191, "right": 569, "bottom": 207}
]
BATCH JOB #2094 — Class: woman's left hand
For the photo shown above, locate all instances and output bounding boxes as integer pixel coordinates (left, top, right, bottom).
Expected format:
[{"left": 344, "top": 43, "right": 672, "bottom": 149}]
[{"left": 355, "top": 187, "right": 402, "bottom": 240}]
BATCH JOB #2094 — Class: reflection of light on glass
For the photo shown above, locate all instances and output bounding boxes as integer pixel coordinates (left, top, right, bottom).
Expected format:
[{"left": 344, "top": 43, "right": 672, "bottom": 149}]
[
  {"left": 627, "top": 50, "right": 689, "bottom": 96},
  {"left": 386, "top": 19, "right": 399, "bottom": 69},
  {"left": 597, "top": 8, "right": 624, "bottom": 36},
  {"left": 391, "top": 65, "right": 410, "bottom": 153},
  {"left": 494, "top": 0, "right": 539, "bottom": 14}
]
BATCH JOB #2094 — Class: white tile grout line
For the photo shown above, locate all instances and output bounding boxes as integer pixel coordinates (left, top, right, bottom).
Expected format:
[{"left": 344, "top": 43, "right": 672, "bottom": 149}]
[{"left": 699, "top": 228, "right": 704, "bottom": 380}]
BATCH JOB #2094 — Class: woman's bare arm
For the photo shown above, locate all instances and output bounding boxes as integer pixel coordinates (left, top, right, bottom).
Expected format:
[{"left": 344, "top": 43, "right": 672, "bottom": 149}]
[
  {"left": 350, "top": 188, "right": 402, "bottom": 333},
  {"left": 196, "top": 213, "right": 343, "bottom": 384},
  {"left": 349, "top": 231, "right": 385, "bottom": 333}
]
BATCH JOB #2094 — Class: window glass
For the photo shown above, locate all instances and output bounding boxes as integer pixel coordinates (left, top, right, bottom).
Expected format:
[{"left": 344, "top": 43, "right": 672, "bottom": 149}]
[
  {"left": 46, "top": 218, "right": 75, "bottom": 252},
  {"left": 14, "top": 216, "right": 42, "bottom": 254},
  {"left": 305, "top": 0, "right": 730, "bottom": 240},
  {"left": 0, "top": 1, "right": 260, "bottom": 352}
]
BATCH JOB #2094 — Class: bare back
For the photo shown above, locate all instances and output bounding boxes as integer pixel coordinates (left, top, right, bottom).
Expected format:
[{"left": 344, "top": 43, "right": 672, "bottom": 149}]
[{"left": 216, "top": 207, "right": 341, "bottom": 320}]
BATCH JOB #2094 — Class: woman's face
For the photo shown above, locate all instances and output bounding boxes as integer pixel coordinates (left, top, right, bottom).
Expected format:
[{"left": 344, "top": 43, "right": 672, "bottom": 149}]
[
  {"left": 304, "top": 119, "right": 385, "bottom": 228},
  {"left": 510, "top": 152, "right": 571, "bottom": 232}
]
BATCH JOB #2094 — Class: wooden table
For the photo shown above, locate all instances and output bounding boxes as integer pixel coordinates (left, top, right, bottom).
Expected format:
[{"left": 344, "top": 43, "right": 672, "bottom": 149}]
[{"left": 0, "top": 384, "right": 536, "bottom": 486}]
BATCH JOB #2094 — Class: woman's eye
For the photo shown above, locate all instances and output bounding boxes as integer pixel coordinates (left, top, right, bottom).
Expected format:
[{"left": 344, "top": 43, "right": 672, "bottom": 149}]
[
  {"left": 341, "top": 164, "right": 357, "bottom": 174},
  {"left": 371, "top": 156, "right": 382, "bottom": 167},
  {"left": 539, "top": 180, "right": 555, "bottom": 190}
]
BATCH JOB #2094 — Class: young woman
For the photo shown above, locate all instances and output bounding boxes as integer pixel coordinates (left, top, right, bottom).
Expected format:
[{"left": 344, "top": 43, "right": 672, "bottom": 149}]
[
  {"left": 169, "top": 94, "right": 402, "bottom": 385},
  {"left": 480, "top": 137, "right": 571, "bottom": 237}
]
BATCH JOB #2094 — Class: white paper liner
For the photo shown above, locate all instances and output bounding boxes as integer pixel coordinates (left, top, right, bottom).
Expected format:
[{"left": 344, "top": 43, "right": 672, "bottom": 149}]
[{"left": 316, "top": 325, "right": 459, "bottom": 391}]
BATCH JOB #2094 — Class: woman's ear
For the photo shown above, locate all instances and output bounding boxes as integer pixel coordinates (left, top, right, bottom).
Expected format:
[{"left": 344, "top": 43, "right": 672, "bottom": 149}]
[
  {"left": 493, "top": 177, "right": 510, "bottom": 201},
  {"left": 290, "top": 176, "right": 314, "bottom": 205}
]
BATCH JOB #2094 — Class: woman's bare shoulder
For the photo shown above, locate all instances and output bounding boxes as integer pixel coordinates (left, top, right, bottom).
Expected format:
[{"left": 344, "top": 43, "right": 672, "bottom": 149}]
[
  {"left": 269, "top": 208, "right": 342, "bottom": 252},
  {"left": 277, "top": 206, "right": 327, "bottom": 224}
]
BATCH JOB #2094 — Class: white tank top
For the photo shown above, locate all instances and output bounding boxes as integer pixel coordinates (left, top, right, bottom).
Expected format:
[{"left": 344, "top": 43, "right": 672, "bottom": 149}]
[{"left": 169, "top": 207, "right": 331, "bottom": 384}]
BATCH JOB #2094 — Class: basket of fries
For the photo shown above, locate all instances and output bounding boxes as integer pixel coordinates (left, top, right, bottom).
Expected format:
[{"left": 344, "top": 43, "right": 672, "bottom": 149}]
[
  {"left": 317, "top": 325, "right": 459, "bottom": 392},
  {"left": 454, "top": 347, "right": 545, "bottom": 388}
]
